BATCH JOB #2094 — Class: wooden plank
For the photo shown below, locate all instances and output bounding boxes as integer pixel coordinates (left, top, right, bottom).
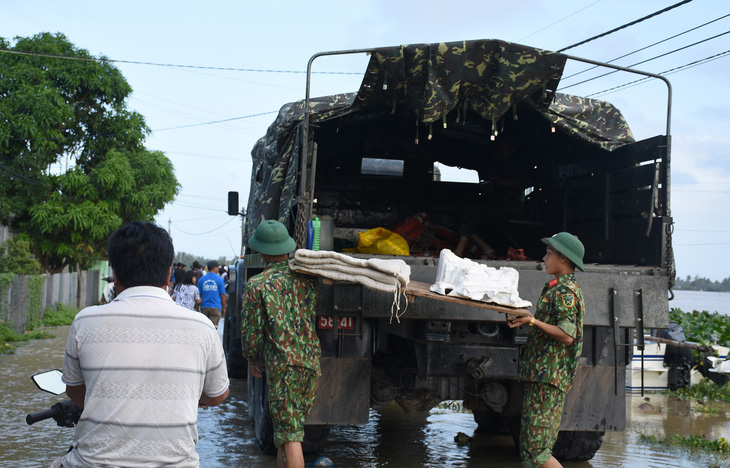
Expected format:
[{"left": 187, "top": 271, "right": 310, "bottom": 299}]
[{"left": 404, "top": 280, "right": 531, "bottom": 317}]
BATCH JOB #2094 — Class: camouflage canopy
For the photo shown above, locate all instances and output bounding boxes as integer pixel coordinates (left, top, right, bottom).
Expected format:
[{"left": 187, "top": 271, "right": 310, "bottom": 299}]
[{"left": 244, "top": 39, "right": 635, "bottom": 245}]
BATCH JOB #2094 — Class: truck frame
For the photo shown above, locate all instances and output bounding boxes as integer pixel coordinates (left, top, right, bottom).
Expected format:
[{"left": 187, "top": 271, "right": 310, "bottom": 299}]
[{"left": 224, "top": 39, "right": 673, "bottom": 461}]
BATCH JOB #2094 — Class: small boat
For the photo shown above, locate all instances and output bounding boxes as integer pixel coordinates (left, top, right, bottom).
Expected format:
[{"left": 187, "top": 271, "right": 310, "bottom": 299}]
[{"left": 626, "top": 337, "right": 730, "bottom": 393}]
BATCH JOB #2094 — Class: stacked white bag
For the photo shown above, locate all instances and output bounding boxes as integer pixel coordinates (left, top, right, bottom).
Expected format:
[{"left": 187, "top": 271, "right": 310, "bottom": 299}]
[{"left": 429, "top": 249, "right": 532, "bottom": 308}]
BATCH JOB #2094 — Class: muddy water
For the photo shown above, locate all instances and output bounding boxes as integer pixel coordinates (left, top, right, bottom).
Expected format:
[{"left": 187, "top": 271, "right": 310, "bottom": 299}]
[{"left": 4, "top": 326, "right": 730, "bottom": 467}]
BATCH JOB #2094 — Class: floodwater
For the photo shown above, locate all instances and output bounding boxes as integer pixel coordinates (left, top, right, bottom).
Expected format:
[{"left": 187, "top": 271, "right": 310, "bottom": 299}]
[
  {"left": 671, "top": 289, "right": 730, "bottom": 315},
  {"left": 5, "top": 325, "right": 730, "bottom": 468}
]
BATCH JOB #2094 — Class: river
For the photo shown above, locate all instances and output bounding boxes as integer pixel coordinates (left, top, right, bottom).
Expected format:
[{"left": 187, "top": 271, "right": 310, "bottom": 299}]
[
  {"left": 671, "top": 289, "right": 730, "bottom": 315},
  {"left": 4, "top": 290, "right": 730, "bottom": 467}
]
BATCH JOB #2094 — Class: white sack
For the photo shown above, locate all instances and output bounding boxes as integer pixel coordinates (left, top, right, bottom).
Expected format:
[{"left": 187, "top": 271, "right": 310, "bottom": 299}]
[{"left": 430, "top": 249, "right": 532, "bottom": 308}]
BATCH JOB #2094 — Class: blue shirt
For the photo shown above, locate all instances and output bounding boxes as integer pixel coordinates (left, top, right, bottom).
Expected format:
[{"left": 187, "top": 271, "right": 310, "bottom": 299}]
[{"left": 198, "top": 272, "right": 226, "bottom": 309}]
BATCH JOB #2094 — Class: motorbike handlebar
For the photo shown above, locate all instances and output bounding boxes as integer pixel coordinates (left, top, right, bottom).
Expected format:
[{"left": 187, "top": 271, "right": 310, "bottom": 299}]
[
  {"left": 26, "top": 407, "right": 61, "bottom": 425},
  {"left": 26, "top": 401, "right": 82, "bottom": 427}
]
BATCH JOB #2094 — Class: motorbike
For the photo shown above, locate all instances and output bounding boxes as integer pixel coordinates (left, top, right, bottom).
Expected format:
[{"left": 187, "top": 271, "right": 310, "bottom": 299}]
[
  {"left": 101, "top": 276, "right": 116, "bottom": 304},
  {"left": 26, "top": 370, "right": 82, "bottom": 428}
]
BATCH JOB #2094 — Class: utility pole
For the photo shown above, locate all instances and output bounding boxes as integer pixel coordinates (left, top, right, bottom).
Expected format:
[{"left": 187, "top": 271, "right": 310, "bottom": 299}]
[{"left": 168, "top": 218, "right": 171, "bottom": 235}]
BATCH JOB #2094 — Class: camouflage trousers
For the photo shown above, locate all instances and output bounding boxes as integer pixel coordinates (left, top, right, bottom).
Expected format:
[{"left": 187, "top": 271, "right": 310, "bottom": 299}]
[
  {"left": 519, "top": 381, "right": 566, "bottom": 468},
  {"left": 267, "top": 366, "right": 318, "bottom": 448}
]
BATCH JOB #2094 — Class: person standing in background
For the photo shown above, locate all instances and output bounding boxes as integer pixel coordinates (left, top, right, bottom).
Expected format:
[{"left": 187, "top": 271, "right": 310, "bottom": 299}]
[
  {"left": 198, "top": 260, "right": 227, "bottom": 328},
  {"left": 172, "top": 270, "right": 202, "bottom": 311}
]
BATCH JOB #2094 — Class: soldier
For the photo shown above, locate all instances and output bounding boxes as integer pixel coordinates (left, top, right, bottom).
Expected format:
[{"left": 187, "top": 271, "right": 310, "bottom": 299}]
[
  {"left": 507, "top": 232, "right": 585, "bottom": 468},
  {"left": 241, "top": 220, "right": 321, "bottom": 468}
]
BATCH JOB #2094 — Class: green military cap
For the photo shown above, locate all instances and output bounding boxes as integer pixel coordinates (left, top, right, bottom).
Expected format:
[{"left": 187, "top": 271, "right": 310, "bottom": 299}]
[
  {"left": 542, "top": 232, "right": 585, "bottom": 271},
  {"left": 248, "top": 220, "right": 296, "bottom": 256}
]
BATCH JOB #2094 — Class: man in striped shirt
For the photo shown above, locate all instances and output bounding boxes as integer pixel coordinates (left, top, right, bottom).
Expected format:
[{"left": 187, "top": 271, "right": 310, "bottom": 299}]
[{"left": 60, "top": 221, "right": 230, "bottom": 468}]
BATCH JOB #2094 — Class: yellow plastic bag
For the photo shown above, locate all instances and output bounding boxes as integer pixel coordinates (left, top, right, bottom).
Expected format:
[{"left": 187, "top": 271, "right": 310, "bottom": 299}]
[{"left": 356, "top": 227, "right": 410, "bottom": 256}]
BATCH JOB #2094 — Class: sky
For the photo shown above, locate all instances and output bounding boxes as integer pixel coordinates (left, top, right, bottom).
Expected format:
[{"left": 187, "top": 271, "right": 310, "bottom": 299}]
[{"left": 2, "top": 0, "right": 729, "bottom": 281}]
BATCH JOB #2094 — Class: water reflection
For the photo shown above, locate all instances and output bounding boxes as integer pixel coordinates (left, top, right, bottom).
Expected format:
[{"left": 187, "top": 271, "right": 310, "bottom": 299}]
[{"left": 5, "top": 326, "right": 730, "bottom": 467}]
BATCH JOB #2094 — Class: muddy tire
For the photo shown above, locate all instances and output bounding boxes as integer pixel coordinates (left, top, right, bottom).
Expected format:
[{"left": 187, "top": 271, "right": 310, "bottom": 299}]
[
  {"left": 552, "top": 430, "right": 604, "bottom": 462},
  {"left": 249, "top": 374, "right": 330, "bottom": 456},
  {"left": 303, "top": 425, "right": 331, "bottom": 455},
  {"left": 473, "top": 409, "right": 510, "bottom": 434},
  {"left": 222, "top": 291, "right": 247, "bottom": 378},
  {"left": 250, "top": 375, "right": 276, "bottom": 455}
]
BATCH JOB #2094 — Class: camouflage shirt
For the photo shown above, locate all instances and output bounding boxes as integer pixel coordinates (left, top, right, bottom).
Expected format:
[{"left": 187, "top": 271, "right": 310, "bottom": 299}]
[
  {"left": 242, "top": 260, "right": 321, "bottom": 375},
  {"left": 518, "top": 273, "right": 584, "bottom": 393}
]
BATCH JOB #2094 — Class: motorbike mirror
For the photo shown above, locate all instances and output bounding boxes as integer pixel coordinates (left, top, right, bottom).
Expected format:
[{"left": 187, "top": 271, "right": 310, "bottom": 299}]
[{"left": 32, "top": 370, "right": 66, "bottom": 395}]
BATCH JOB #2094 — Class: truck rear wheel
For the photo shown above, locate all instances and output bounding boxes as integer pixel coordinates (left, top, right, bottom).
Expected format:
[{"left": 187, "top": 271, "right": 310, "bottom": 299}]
[
  {"left": 472, "top": 409, "right": 511, "bottom": 434},
  {"left": 250, "top": 374, "right": 330, "bottom": 456},
  {"left": 222, "top": 300, "right": 247, "bottom": 378},
  {"left": 250, "top": 375, "right": 276, "bottom": 455},
  {"left": 552, "top": 430, "right": 604, "bottom": 462}
]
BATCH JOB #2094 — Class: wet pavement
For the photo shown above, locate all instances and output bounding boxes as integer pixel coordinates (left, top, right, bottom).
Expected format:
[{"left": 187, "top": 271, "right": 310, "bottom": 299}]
[{"left": 4, "top": 325, "right": 730, "bottom": 467}]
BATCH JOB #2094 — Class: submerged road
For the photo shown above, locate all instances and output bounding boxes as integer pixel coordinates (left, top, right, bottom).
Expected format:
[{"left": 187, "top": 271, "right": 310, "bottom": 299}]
[{"left": 4, "top": 324, "right": 730, "bottom": 467}]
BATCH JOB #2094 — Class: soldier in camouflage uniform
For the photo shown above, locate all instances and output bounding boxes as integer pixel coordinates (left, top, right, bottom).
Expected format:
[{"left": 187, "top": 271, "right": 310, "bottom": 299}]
[
  {"left": 241, "top": 220, "right": 321, "bottom": 468},
  {"left": 507, "top": 232, "right": 585, "bottom": 468}
]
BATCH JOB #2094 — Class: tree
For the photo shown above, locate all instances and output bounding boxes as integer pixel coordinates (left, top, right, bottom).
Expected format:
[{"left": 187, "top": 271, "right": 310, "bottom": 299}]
[
  {"left": 0, "top": 234, "right": 41, "bottom": 275},
  {"left": 0, "top": 33, "right": 179, "bottom": 272}
]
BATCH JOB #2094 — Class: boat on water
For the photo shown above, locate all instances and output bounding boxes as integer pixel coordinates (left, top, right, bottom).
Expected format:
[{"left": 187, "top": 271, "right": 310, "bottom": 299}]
[{"left": 626, "top": 337, "right": 730, "bottom": 394}]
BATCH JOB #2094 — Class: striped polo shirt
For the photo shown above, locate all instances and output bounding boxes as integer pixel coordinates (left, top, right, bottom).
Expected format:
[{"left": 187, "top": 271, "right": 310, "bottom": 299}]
[{"left": 62, "top": 286, "right": 229, "bottom": 468}]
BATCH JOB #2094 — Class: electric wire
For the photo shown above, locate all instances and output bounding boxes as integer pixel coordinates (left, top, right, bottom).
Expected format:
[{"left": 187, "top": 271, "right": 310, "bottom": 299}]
[
  {"left": 171, "top": 217, "right": 236, "bottom": 236},
  {"left": 557, "top": 0, "right": 694, "bottom": 52},
  {"left": 518, "top": 0, "right": 604, "bottom": 42},
  {"left": 0, "top": 161, "right": 43, "bottom": 185},
  {"left": 560, "top": 29, "right": 730, "bottom": 91},
  {"left": 561, "top": 13, "right": 730, "bottom": 81},
  {"left": 152, "top": 111, "right": 279, "bottom": 132},
  {"left": 586, "top": 48, "right": 730, "bottom": 97},
  {"left": 0, "top": 48, "right": 362, "bottom": 75}
]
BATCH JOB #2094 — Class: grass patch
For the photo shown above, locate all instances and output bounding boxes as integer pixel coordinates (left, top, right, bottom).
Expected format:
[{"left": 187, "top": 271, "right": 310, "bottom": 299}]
[
  {"left": 666, "top": 378, "right": 730, "bottom": 403},
  {"left": 0, "top": 303, "right": 77, "bottom": 354},
  {"left": 0, "top": 320, "right": 53, "bottom": 354},
  {"left": 640, "top": 432, "right": 730, "bottom": 453},
  {"left": 42, "top": 303, "right": 79, "bottom": 327}
]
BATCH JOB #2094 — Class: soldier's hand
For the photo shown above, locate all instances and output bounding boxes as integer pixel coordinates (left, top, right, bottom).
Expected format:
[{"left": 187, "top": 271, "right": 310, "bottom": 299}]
[
  {"left": 249, "top": 363, "right": 263, "bottom": 379},
  {"left": 507, "top": 314, "right": 533, "bottom": 328}
]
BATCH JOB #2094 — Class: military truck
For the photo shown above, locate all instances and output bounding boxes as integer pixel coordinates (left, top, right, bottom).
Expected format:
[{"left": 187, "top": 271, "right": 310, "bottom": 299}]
[{"left": 224, "top": 39, "right": 673, "bottom": 460}]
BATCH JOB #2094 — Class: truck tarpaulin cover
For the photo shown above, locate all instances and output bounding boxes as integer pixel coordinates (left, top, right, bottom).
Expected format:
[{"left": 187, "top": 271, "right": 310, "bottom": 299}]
[{"left": 244, "top": 39, "right": 635, "bottom": 245}]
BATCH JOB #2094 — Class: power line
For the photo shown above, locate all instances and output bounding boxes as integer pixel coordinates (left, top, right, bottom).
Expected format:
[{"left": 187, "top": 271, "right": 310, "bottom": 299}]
[
  {"left": 560, "top": 29, "right": 730, "bottom": 91},
  {"left": 171, "top": 217, "right": 236, "bottom": 236},
  {"left": 561, "top": 13, "right": 730, "bottom": 81},
  {"left": 152, "top": 111, "right": 278, "bottom": 132},
  {"left": 557, "top": 0, "right": 694, "bottom": 52},
  {"left": 586, "top": 48, "right": 730, "bottom": 97},
  {"left": 518, "top": 1, "right": 603, "bottom": 42},
  {"left": 674, "top": 242, "right": 730, "bottom": 246},
  {"left": 0, "top": 161, "right": 42, "bottom": 185},
  {"left": 0, "top": 48, "right": 362, "bottom": 75},
  {"left": 674, "top": 189, "right": 730, "bottom": 193}
]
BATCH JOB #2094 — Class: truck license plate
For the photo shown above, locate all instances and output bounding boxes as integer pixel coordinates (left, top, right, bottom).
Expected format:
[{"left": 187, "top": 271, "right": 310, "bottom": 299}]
[{"left": 318, "top": 316, "right": 355, "bottom": 330}]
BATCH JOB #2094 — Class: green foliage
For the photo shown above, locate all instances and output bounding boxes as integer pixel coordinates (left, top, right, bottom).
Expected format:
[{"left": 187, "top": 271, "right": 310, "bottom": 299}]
[
  {"left": 0, "top": 33, "right": 179, "bottom": 273},
  {"left": 666, "top": 378, "right": 730, "bottom": 403},
  {"left": 0, "top": 320, "right": 53, "bottom": 354},
  {"left": 25, "top": 275, "right": 45, "bottom": 330},
  {"left": 670, "top": 308, "right": 730, "bottom": 348},
  {"left": 675, "top": 274, "right": 730, "bottom": 292},
  {"left": 639, "top": 432, "right": 730, "bottom": 453},
  {"left": 0, "top": 234, "right": 41, "bottom": 275},
  {"left": 42, "top": 303, "right": 79, "bottom": 326},
  {"left": 454, "top": 431, "right": 472, "bottom": 447}
]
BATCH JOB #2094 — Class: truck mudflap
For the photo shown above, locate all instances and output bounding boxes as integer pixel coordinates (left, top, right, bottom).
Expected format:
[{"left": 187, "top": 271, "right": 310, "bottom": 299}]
[
  {"left": 305, "top": 357, "right": 371, "bottom": 425},
  {"left": 560, "top": 364, "right": 626, "bottom": 432}
]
